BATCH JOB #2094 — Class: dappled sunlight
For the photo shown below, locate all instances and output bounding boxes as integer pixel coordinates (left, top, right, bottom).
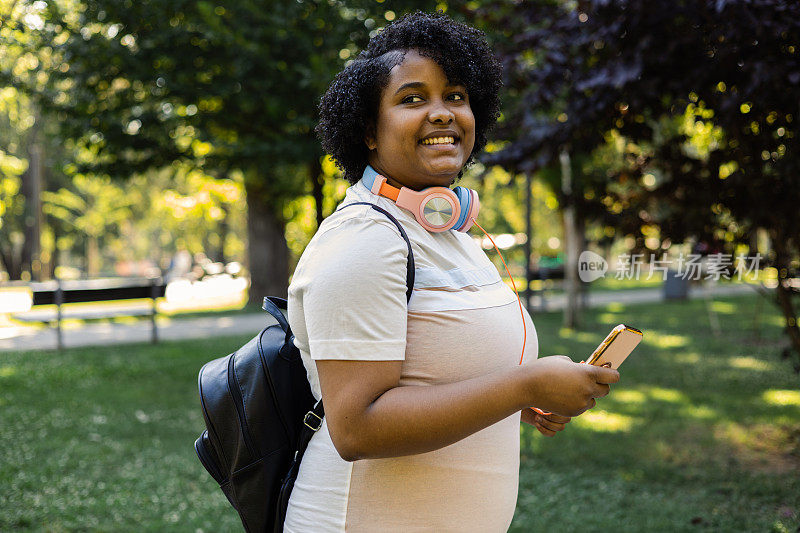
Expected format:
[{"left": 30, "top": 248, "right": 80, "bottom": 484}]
[
  {"left": 605, "top": 386, "right": 688, "bottom": 408},
  {"left": 641, "top": 331, "right": 690, "bottom": 349},
  {"left": 766, "top": 315, "right": 788, "bottom": 328},
  {"left": 649, "top": 424, "right": 718, "bottom": 467},
  {"left": 646, "top": 386, "right": 687, "bottom": 403},
  {"left": 606, "top": 385, "right": 720, "bottom": 422},
  {"left": 0, "top": 365, "right": 17, "bottom": 378},
  {"left": 709, "top": 301, "right": 737, "bottom": 314},
  {"left": 678, "top": 404, "right": 718, "bottom": 420},
  {"left": 612, "top": 389, "right": 647, "bottom": 404},
  {"left": 672, "top": 352, "right": 701, "bottom": 364},
  {"left": 647, "top": 415, "right": 800, "bottom": 475},
  {"left": 597, "top": 312, "right": 624, "bottom": 323},
  {"left": 729, "top": 356, "right": 774, "bottom": 371},
  {"left": 713, "top": 421, "right": 800, "bottom": 473},
  {"left": 763, "top": 389, "right": 800, "bottom": 407},
  {"left": 574, "top": 409, "right": 635, "bottom": 432},
  {"left": 605, "top": 302, "right": 625, "bottom": 313}
]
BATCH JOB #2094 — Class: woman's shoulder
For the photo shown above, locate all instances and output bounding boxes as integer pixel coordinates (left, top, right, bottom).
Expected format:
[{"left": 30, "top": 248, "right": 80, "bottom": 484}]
[
  {"left": 317, "top": 182, "right": 406, "bottom": 236},
  {"left": 292, "top": 197, "right": 410, "bottom": 287},
  {"left": 314, "top": 201, "right": 406, "bottom": 248}
]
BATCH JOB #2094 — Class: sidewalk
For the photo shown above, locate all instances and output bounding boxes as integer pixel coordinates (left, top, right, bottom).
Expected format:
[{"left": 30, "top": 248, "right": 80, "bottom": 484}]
[
  {"left": 0, "top": 313, "right": 275, "bottom": 352},
  {"left": 0, "top": 283, "right": 757, "bottom": 352}
]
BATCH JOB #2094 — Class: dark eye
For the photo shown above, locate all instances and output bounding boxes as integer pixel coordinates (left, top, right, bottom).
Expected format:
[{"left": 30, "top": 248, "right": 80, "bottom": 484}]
[
  {"left": 402, "top": 95, "right": 423, "bottom": 104},
  {"left": 449, "top": 92, "right": 466, "bottom": 101}
]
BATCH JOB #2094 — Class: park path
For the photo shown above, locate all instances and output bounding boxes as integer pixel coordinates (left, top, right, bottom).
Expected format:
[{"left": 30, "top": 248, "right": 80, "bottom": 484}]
[{"left": 0, "top": 283, "right": 755, "bottom": 352}]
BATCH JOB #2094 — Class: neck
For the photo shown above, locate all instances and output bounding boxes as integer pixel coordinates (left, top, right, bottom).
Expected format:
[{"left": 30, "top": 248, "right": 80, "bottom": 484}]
[
  {"left": 365, "top": 163, "right": 456, "bottom": 191},
  {"left": 367, "top": 163, "right": 414, "bottom": 190}
]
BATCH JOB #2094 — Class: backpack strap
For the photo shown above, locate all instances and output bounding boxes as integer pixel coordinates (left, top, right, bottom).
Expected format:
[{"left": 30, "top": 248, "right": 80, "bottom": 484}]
[
  {"left": 296, "top": 399, "right": 324, "bottom": 452},
  {"left": 262, "top": 296, "right": 296, "bottom": 350},
  {"left": 338, "top": 201, "right": 415, "bottom": 304},
  {"left": 296, "top": 201, "right": 415, "bottom": 440},
  {"left": 262, "top": 296, "right": 289, "bottom": 330},
  {"left": 277, "top": 201, "right": 417, "bottom": 527}
]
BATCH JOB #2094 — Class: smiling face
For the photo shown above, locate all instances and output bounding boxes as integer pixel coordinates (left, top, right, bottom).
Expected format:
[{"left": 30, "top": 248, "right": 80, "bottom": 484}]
[{"left": 365, "top": 50, "right": 476, "bottom": 191}]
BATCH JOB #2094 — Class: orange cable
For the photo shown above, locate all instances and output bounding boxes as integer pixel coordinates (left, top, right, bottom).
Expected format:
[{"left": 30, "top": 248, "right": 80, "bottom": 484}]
[{"left": 471, "top": 219, "right": 527, "bottom": 366}]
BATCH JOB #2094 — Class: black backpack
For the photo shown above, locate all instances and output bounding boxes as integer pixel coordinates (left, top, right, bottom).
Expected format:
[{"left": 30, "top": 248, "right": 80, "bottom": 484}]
[{"left": 194, "top": 202, "right": 414, "bottom": 532}]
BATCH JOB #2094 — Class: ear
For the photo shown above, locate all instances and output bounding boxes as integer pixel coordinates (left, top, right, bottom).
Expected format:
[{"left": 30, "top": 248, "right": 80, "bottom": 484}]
[{"left": 364, "top": 125, "right": 377, "bottom": 151}]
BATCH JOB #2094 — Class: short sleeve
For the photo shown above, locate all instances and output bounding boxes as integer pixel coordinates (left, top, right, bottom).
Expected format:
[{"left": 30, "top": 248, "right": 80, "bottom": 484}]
[{"left": 288, "top": 212, "right": 409, "bottom": 361}]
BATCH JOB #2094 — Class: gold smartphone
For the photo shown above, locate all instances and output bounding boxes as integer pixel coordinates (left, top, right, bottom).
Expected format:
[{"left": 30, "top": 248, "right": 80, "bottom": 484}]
[{"left": 586, "top": 324, "right": 643, "bottom": 369}]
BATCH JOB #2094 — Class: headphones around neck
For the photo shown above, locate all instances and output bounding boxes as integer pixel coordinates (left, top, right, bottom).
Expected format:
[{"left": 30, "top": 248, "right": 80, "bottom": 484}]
[
  {"left": 361, "top": 166, "right": 480, "bottom": 233},
  {"left": 360, "top": 166, "right": 527, "bottom": 366}
]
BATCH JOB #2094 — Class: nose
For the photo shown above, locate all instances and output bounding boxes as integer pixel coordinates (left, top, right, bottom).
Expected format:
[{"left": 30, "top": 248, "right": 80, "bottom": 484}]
[{"left": 428, "top": 99, "right": 454, "bottom": 124}]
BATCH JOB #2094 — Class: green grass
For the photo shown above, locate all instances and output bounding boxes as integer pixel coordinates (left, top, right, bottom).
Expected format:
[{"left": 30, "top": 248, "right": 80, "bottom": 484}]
[
  {"left": 157, "top": 300, "right": 263, "bottom": 320},
  {"left": 587, "top": 274, "right": 666, "bottom": 291},
  {"left": 1, "top": 294, "right": 798, "bottom": 531},
  {"left": 507, "top": 273, "right": 679, "bottom": 294},
  {"left": 0, "top": 336, "right": 250, "bottom": 532},
  {"left": 514, "top": 294, "right": 800, "bottom": 532}
]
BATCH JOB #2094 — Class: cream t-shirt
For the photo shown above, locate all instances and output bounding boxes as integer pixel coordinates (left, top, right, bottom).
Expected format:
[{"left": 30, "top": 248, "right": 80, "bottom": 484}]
[{"left": 285, "top": 179, "right": 539, "bottom": 532}]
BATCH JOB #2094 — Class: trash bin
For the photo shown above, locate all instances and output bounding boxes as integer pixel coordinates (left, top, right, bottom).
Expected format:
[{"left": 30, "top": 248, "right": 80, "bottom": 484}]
[{"left": 663, "top": 270, "right": 690, "bottom": 300}]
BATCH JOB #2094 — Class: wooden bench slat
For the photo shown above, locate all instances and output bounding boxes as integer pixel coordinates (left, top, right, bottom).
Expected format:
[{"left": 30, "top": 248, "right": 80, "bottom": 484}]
[{"left": 32, "top": 286, "right": 165, "bottom": 305}]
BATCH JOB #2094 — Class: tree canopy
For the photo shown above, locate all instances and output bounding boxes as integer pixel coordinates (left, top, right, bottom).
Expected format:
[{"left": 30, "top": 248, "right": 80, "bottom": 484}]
[
  {"left": 482, "top": 0, "right": 800, "bottom": 367},
  {"left": 14, "top": 0, "right": 432, "bottom": 298}
]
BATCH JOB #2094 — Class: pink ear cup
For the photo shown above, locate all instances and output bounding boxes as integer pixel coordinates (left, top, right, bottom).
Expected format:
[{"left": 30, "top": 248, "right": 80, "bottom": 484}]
[
  {"left": 395, "top": 186, "right": 460, "bottom": 232},
  {"left": 416, "top": 189, "right": 460, "bottom": 232},
  {"left": 468, "top": 189, "right": 480, "bottom": 228}
]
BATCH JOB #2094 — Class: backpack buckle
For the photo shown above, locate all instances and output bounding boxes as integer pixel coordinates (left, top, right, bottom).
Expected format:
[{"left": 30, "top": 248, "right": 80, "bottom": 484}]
[{"left": 303, "top": 411, "right": 323, "bottom": 431}]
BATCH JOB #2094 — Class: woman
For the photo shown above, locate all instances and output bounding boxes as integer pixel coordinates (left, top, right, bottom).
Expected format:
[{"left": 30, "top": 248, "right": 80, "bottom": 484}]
[{"left": 285, "top": 11, "right": 618, "bottom": 532}]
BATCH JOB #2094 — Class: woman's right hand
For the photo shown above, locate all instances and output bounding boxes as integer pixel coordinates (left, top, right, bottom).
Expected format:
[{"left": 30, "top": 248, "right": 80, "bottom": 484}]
[{"left": 520, "top": 355, "right": 620, "bottom": 417}]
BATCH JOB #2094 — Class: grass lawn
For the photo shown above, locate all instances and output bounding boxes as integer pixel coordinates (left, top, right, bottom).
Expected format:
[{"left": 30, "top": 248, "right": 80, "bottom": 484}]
[
  {"left": 1, "top": 293, "right": 798, "bottom": 531},
  {"left": 506, "top": 273, "right": 682, "bottom": 296},
  {"left": 514, "top": 295, "right": 800, "bottom": 532}
]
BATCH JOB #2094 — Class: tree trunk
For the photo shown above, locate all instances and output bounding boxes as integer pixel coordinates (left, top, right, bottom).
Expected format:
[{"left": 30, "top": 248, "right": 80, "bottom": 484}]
[
  {"left": 772, "top": 236, "right": 800, "bottom": 372},
  {"left": 202, "top": 233, "right": 214, "bottom": 263},
  {"left": 310, "top": 157, "right": 324, "bottom": 229},
  {"left": 524, "top": 171, "right": 532, "bottom": 313},
  {"left": 218, "top": 204, "right": 229, "bottom": 265},
  {"left": 245, "top": 183, "right": 289, "bottom": 304},
  {"left": 0, "top": 245, "right": 22, "bottom": 280},
  {"left": 21, "top": 140, "right": 43, "bottom": 281},
  {"left": 561, "top": 147, "right": 580, "bottom": 328},
  {"left": 48, "top": 224, "right": 60, "bottom": 280},
  {"left": 576, "top": 211, "right": 588, "bottom": 310},
  {"left": 87, "top": 235, "right": 100, "bottom": 278}
]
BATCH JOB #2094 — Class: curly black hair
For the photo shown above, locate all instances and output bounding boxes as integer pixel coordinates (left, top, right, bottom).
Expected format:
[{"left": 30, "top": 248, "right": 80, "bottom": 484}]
[{"left": 316, "top": 11, "right": 503, "bottom": 184}]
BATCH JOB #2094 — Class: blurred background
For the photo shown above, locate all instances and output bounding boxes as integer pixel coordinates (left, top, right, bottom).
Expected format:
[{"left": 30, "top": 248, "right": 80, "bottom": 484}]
[{"left": 1, "top": 0, "right": 799, "bottom": 531}]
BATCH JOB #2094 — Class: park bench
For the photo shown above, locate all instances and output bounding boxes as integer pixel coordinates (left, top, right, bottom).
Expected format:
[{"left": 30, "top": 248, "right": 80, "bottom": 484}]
[
  {"left": 526, "top": 265, "right": 566, "bottom": 310},
  {"left": 529, "top": 265, "right": 565, "bottom": 281},
  {"left": 10, "top": 277, "right": 166, "bottom": 350}
]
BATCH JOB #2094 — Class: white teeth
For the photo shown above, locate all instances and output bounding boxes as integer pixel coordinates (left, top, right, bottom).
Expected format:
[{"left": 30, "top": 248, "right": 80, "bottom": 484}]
[{"left": 421, "top": 136, "right": 455, "bottom": 145}]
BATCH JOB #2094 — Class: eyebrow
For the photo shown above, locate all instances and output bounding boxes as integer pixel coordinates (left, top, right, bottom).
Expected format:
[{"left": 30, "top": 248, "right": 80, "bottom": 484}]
[
  {"left": 393, "top": 81, "right": 425, "bottom": 95},
  {"left": 393, "top": 81, "right": 465, "bottom": 96}
]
